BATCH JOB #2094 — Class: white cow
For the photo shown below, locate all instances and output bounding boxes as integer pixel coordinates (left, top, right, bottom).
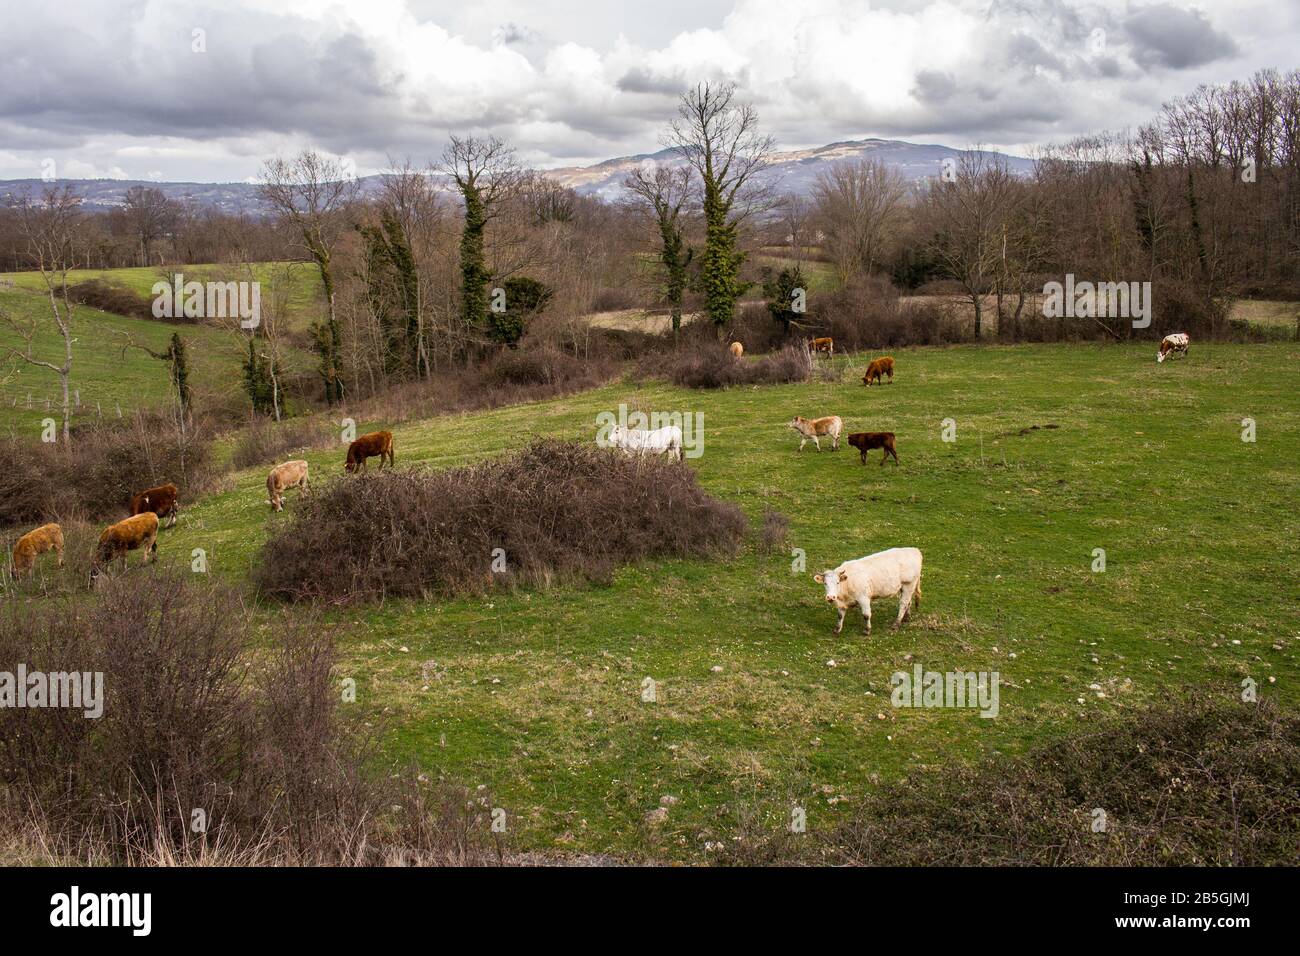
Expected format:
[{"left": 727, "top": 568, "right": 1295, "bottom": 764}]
[
  {"left": 607, "top": 424, "right": 684, "bottom": 462},
  {"left": 1157, "top": 332, "right": 1190, "bottom": 363},
  {"left": 814, "top": 547, "right": 923, "bottom": 635}
]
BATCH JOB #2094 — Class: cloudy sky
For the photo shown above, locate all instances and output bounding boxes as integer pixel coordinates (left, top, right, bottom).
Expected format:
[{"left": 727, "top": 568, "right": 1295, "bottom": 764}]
[{"left": 0, "top": 0, "right": 1293, "bottom": 182}]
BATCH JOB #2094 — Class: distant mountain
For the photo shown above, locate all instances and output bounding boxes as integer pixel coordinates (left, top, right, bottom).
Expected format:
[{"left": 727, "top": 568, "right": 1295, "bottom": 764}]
[
  {"left": 547, "top": 138, "right": 1036, "bottom": 202},
  {"left": 0, "top": 139, "right": 1033, "bottom": 215}
]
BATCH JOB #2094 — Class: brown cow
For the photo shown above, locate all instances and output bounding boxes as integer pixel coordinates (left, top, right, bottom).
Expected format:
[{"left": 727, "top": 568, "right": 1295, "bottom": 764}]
[
  {"left": 847, "top": 431, "right": 899, "bottom": 466},
  {"left": 91, "top": 512, "right": 159, "bottom": 583},
  {"left": 863, "top": 356, "right": 895, "bottom": 386},
  {"left": 807, "top": 336, "right": 834, "bottom": 357},
  {"left": 11, "top": 522, "right": 64, "bottom": 579},
  {"left": 345, "top": 431, "right": 395, "bottom": 473},
  {"left": 267, "top": 459, "right": 310, "bottom": 511},
  {"left": 130, "top": 482, "right": 179, "bottom": 528},
  {"left": 729, "top": 341, "right": 744, "bottom": 359}
]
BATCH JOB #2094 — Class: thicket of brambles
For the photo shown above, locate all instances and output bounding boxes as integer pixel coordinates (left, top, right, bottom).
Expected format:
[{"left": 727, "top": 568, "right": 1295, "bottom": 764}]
[
  {"left": 2, "top": 69, "right": 1296, "bottom": 434},
  {"left": 0, "top": 569, "right": 495, "bottom": 865},
  {"left": 715, "top": 696, "right": 1300, "bottom": 866},
  {"left": 254, "top": 439, "right": 749, "bottom": 603}
]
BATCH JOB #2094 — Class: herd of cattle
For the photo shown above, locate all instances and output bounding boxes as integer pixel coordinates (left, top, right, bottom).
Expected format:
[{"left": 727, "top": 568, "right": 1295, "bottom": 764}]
[
  {"left": 7, "top": 335, "right": 1191, "bottom": 631},
  {"left": 7, "top": 429, "right": 397, "bottom": 585}
]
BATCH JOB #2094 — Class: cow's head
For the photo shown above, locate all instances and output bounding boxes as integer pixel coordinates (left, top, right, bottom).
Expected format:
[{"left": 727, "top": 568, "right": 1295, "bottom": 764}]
[
  {"left": 786, "top": 417, "right": 804, "bottom": 431},
  {"left": 1156, "top": 350, "right": 1167, "bottom": 363},
  {"left": 344, "top": 459, "right": 357, "bottom": 473},
  {"left": 813, "top": 569, "right": 848, "bottom": 604}
]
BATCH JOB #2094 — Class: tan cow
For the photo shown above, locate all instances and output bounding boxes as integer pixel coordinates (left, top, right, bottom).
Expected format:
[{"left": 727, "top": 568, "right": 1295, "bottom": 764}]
[
  {"left": 11, "top": 523, "right": 64, "bottom": 579},
  {"left": 788, "top": 415, "right": 843, "bottom": 452},
  {"left": 91, "top": 512, "right": 158, "bottom": 583},
  {"left": 729, "top": 341, "right": 744, "bottom": 359},
  {"left": 267, "top": 459, "right": 311, "bottom": 512}
]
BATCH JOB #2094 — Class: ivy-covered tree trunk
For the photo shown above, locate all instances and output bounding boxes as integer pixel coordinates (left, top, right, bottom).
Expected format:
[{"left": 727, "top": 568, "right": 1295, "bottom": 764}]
[
  {"left": 701, "top": 181, "right": 743, "bottom": 327},
  {"left": 308, "top": 244, "right": 345, "bottom": 404},
  {"left": 659, "top": 215, "right": 690, "bottom": 334},
  {"left": 168, "top": 332, "right": 191, "bottom": 414},
  {"left": 459, "top": 187, "right": 490, "bottom": 339}
]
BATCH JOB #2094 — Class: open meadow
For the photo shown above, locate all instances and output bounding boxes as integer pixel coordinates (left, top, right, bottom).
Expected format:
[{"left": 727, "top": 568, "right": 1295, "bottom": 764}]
[{"left": 12, "top": 339, "right": 1286, "bottom": 861}]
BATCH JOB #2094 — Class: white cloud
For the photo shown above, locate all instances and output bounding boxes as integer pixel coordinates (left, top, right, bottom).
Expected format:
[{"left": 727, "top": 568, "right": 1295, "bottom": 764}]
[{"left": 0, "top": 0, "right": 1289, "bottom": 181}]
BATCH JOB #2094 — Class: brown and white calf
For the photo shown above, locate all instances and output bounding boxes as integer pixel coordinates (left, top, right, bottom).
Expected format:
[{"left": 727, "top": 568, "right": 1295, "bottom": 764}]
[
  {"left": 788, "top": 415, "right": 843, "bottom": 452},
  {"left": 130, "top": 482, "right": 179, "bottom": 528},
  {"left": 267, "top": 459, "right": 311, "bottom": 511},
  {"left": 814, "top": 547, "right": 923, "bottom": 634},
  {"left": 91, "top": 512, "right": 159, "bottom": 583},
  {"left": 847, "top": 431, "right": 899, "bottom": 466},
  {"left": 11, "top": 522, "right": 64, "bottom": 579},
  {"left": 807, "top": 336, "right": 834, "bottom": 357},
  {"left": 345, "top": 431, "right": 395, "bottom": 473},
  {"left": 1157, "top": 332, "right": 1190, "bottom": 363},
  {"left": 862, "top": 355, "right": 895, "bottom": 386}
]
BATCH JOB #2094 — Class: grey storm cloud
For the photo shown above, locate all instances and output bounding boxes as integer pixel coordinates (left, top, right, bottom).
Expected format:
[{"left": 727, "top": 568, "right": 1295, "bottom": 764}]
[
  {"left": 0, "top": 0, "right": 1281, "bottom": 182},
  {"left": 1125, "top": 4, "right": 1239, "bottom": 69}
]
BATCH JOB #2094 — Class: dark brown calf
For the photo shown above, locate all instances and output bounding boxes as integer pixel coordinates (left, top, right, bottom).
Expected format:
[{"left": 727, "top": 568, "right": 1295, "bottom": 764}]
[
  {"left": 129, "top": 482, "right": 179, "bottom": 528},
  {"left": 345, "top": 431, "right": 395, "bottom": 473},
  {"left": 847, "top": 431, "right": 899, "bottom": 466}
]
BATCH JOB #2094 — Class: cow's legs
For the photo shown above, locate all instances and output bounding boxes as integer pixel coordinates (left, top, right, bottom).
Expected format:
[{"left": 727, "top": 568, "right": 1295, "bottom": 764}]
[
  {"left": 813, "top": 436, "right": 821, "bottom": 452},
  {"left": 798, "top": 437, "right": 806, "bottom": 453},
  {"left": 861, "top": 598, "right": 873, "bottom": 634},
  {"left": 896, "top": 583, "right": 917, "bottom": 625},
  {"left": 833, "top": 606, "right": 846, "bottom": 634},
  {"left": 831, "top": 434, "right": 839, "bottom": 451}
]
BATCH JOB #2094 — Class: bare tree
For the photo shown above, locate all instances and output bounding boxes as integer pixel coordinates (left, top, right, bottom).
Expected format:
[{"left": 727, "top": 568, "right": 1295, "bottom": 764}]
[
  {"left": 919, "top": 151, "right": 1019, "bottom": 338},
  {"left": 665, "top": 82, "right": 775, "bottom": 327},
  {"left": 258, "top": 151, "right": 359, "bottom": 403},
  {"left": 120, "top": 185, "right": 178, "bottom": 266},
  {"left": 1, "top": 187, "right": 82, "bottom": 444},
  {"left": 812, "top": 158, "right": 908, "bottom": 284},
  {"left": 622, "top": 162, "right": 694, "bottom": 333}
]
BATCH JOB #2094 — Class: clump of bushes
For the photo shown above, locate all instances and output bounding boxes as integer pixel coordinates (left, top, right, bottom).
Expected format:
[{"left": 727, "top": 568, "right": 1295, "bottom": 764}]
[
  {"left": 714, "top": 695, "right": 1300, "bottom": 866},
  {"left": 254, "top": 439, "right": 748, "bottom": 603},
  {"left": 66, "top": 279, "right": 158, "bottom": 321},
  {"left": 0, "top": 410, "right": 216, "bottom": 526},
  {"left": 230, "top": 415, "right": 330, "bottom": 471},
  {"left": 640, "top": 343, "right": 813, "bottom": 390},
  {"left": 0, "top": 568, "right": 492, "bottom": 865}
]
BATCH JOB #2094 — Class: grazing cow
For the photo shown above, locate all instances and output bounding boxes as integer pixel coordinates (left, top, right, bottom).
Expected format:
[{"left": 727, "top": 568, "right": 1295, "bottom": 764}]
[
  {"left": 608, "top": 424, "right": 684, "bottom": 462},
  {"left": 729, "top": 341, "right": 744, "bottom": 359},
  {"left": 814, "top": 547, "right": 923, "bottom": 635},
  {"left": 129, "top": 482, "right": 178, "bottom": 528},
  {"left": 345, "top": 431, "right": 395, "bottom": 473},
  {"left": 862, "top": 355, "right": 895, "bottom": 386},
  {"left": 807, "top": 337, "right": 834, "bottom": 357},
  {"left": 788, "top": 415, "right": 842, "bottom": 452},
  {"left": 848, "top": 431, "right": 899, "bottom": 466},
  {"left": 11, "top": 523, "right": 64, "bottom": 579},
  {"left": 266, "top": 459, "right": 310, "bottom": 512},
  {"left": 1157, "top": 332, "right": 1190, "bottom": 363},
  {"left": 91, "top": 512, "right": 159, "bottom": 583}
]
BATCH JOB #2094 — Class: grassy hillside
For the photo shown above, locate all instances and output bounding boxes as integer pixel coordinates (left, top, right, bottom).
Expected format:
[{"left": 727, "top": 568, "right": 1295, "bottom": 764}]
[
  {"left": 112, "top": 340, "right": 1300, "bottom": 861},
  {"left": 1, "top": 261, "right": 322, "bottom": 329},
  {"left": 0, "top": 285, "right": 309, "bottom": 432}
]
